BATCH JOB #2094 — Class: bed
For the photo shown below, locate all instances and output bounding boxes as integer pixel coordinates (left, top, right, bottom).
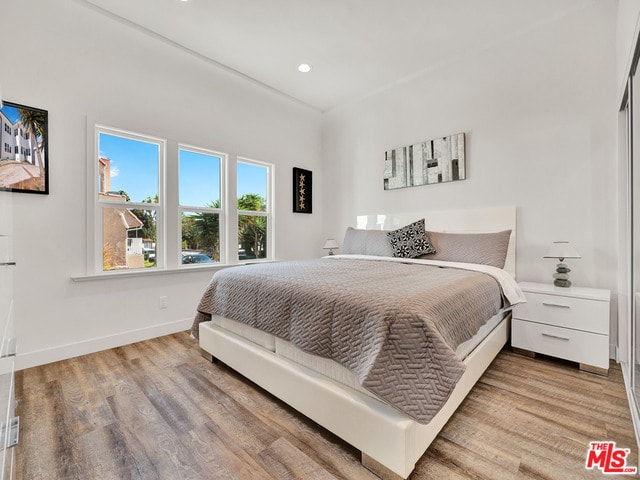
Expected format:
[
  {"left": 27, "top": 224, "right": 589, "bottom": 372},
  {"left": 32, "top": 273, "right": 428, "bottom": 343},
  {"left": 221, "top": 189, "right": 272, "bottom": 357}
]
[{"left": 192, "top": 206, "right": 522, "bottom": 479}]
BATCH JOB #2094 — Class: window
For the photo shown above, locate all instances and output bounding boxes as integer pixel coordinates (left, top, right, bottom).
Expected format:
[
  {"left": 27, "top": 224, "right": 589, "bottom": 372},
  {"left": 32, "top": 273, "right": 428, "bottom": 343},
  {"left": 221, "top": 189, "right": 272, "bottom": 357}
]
[
  {"left": 13, "top": 146, "right": 17, "bottom": 154},
  {"left": 179, "top": 146, "right": 224, "bottom": 264},
  {"left": 91, "top": 125, "right": 273, "bottom": 275},
  {"left": 237, "top": 159, "right": 271, "bottom": 261},
  {"left": 96, "top": 127, "right": 163, "bottom": 272},
  {"left": 3, "top": 125, "right": 9, "bottom": 134}
]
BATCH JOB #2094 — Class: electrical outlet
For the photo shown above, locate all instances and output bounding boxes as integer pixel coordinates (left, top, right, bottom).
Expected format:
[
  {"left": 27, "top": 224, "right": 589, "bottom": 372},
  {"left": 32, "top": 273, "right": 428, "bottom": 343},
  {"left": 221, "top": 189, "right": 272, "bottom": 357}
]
[{"left": 159, "top": 296, "right": 167, "bottom": 309}]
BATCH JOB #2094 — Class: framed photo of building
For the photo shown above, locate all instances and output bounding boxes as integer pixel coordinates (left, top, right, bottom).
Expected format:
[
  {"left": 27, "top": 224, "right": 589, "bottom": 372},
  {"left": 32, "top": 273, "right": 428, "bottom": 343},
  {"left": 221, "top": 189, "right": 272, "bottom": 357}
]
[
  {"left": 0, "top": 101, "right": 49, "bottom": 194},
  {"left": 293, "top": 167, "right": 312, "bottom": 214}
]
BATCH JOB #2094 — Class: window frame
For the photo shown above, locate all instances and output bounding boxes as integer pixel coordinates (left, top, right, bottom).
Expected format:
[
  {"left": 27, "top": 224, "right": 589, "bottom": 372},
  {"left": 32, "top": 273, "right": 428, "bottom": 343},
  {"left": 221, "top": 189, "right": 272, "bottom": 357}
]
[
  {"left": 87, "top": 123, "right": 275, "bottom": 278},
  {"left": 178, "top": 143, "right": 227, "bottom": 266},
  {"left": 236, "top": 156, "right": 274, "bottom": 262},
  {"left": 93, "top": 124, "right": 166, "bottom": 274}
]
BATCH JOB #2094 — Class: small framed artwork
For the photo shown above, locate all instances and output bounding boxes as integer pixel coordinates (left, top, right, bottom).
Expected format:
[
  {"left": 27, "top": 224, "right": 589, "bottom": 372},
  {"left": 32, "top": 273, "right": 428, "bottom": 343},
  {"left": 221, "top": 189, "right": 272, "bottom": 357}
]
[
  {"left": 0, "top": 101, "right": 49, "bottom": 194},
  {"left": 293, "top": 167, "right": 312, "bottom": 214}
]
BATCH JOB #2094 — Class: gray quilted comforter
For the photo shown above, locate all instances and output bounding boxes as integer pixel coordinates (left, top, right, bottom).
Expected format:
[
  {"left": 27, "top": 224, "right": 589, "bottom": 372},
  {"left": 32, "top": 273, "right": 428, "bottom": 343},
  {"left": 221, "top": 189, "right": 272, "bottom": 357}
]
[{"left": 191, "top": 257, "right": 506, "bottom": 423}]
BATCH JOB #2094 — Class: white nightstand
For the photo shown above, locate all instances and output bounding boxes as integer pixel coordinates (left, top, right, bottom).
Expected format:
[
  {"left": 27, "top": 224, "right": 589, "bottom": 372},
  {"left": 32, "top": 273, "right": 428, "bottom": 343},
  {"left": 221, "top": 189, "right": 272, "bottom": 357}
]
[{"left": 512, "top": 281, "right": 610, "bottom": 375}]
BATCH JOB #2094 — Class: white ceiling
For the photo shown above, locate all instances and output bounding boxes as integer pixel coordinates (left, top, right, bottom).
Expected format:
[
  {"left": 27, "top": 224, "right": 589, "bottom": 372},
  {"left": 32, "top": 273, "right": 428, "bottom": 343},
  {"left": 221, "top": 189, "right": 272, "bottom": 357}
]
[{"left": 84, "top": 0, "right": 591, "bottom": 112}]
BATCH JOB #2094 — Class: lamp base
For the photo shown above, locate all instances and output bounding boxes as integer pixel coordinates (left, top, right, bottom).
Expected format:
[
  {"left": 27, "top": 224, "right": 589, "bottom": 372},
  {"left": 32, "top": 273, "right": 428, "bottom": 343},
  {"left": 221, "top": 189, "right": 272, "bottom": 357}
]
[{"left": 552, "top": 262, "right": 571, "bottom": 288}]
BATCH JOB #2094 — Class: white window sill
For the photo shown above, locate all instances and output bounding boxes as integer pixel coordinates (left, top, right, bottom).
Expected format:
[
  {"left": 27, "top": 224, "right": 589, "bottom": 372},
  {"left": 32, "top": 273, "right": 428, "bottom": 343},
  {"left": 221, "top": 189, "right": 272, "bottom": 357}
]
[{"left": 71, "top": 259, "right": 276, "bottom": 282}]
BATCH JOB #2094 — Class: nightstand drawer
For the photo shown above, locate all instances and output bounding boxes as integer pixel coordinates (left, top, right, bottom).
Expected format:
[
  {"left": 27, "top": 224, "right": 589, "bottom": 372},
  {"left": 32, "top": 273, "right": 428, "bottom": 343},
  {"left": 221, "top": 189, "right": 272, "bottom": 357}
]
[
  {"left": 512, "top": 292, "right": 608, "bottom": 334},
  {"left": 512, "top": 319, "right": 609, "bottom": 369}
]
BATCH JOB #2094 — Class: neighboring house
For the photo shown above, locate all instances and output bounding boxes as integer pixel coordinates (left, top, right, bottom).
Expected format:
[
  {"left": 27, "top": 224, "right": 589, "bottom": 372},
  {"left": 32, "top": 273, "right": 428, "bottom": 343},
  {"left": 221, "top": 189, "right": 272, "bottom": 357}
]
[
  {"left": 100, "top": 193, "right": 145, "bottom": 270},
  {"left": 98, "top": 157, "right": 111, "bottom": 193},
  {"left": 0, "top": 110, "right": 43, "bottom": 190},
  {"left": 98, "top": 157, "right": 146, "bottom": 269},
  {"left": 0, "top": 111, "right": 38, "bottom": 165}
]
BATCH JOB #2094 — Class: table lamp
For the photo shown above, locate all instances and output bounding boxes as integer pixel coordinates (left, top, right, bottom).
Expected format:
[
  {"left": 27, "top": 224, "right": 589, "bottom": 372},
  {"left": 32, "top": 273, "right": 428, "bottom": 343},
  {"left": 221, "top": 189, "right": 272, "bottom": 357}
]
[
  {"left": 323, "top": 239, "right": 339, "bottom": 255},
  {"left": 543, "top": 241, "right": 581, "bottom": 287}
]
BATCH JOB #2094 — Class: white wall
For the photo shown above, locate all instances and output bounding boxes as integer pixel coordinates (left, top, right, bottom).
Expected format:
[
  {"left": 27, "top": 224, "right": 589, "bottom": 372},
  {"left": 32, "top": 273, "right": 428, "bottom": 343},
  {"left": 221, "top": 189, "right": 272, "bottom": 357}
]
[
  {"left": 617, "top": 0, "right": 640, "bottom": 104},
  {"left": 0, "top": 0, "right": 323, "bottom": 369},
  {"left": 322, "top": 2, "right": 618, "bottom": 342}
]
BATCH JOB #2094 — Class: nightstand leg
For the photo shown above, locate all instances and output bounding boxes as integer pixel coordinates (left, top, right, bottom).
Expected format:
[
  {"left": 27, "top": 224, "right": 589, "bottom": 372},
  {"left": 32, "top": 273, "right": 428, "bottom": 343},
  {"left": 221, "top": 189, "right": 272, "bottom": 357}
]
[
  {"left": 579, "top": 363, "right": 608, "bottom": 376},
  {"left": 513, "top": 347, "right": 536, "bottom": 358}
]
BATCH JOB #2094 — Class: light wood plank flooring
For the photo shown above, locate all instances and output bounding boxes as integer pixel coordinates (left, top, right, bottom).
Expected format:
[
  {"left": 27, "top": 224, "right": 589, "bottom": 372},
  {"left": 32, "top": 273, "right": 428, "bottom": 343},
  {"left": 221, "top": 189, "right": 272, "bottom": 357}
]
[{"left": 15, "top": 332, "right": 637, "bottom": 479}]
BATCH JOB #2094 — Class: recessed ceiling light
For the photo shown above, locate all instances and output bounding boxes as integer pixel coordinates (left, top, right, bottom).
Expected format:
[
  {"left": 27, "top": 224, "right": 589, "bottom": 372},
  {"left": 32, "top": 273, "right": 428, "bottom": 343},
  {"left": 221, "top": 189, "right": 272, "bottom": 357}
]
[{"left": 297, "top": 63, "right": 312, "bottom": 73}]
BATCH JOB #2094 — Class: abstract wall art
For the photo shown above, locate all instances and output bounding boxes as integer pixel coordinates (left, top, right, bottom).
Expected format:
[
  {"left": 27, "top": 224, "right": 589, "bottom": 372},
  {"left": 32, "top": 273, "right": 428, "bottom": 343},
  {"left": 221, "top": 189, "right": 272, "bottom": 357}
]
[{"left": 383, "top": 133, "right": 465, "bottom": 190}]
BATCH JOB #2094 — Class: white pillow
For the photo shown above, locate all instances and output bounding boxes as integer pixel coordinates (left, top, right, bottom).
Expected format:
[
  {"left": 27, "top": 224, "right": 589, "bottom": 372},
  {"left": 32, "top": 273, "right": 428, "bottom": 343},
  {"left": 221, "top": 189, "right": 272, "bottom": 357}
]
[{"left": 342, "top": 227, "right": 394, "bottom": 256}]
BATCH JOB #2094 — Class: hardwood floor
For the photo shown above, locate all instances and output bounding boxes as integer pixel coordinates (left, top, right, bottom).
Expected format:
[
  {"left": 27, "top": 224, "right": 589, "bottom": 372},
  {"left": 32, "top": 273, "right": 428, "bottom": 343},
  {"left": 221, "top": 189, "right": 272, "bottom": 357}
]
[{"left": 15, "top": 332, "right": 637, "bottom": 479}]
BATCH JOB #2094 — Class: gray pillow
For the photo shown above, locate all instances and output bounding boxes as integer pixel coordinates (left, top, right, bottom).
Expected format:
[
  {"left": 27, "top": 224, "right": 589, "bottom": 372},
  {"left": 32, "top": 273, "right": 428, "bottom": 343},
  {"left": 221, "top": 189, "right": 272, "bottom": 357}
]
[
  {"left": 386, "top": 219, "right": 436, "bottom": 258},
  {"left": 422, "top": 230, "right": 512, "bottom": 268},
  {"left": 342, "top": 227, "right": 394, "bottom": 256}
]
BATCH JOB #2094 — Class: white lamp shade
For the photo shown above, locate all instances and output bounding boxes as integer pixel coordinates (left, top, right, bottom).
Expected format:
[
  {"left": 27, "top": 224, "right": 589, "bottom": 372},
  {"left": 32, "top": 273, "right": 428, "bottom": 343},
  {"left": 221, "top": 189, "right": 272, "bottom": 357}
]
[
  {"left": 543, "top": 241, "right": 581, "bottom": 260},
  {"left": 323, "top": 239, "right": 339, "bottom": 250}
]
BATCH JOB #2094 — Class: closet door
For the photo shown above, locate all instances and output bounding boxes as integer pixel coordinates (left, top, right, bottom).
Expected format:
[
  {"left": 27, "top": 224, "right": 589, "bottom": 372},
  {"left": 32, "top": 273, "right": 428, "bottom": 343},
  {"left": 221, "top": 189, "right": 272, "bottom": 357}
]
[
  {"left": 620, "top": 95, "right": 631, "bottom": 375},
  {"left": 633, "top": 69, "right": 640, "bottom": 405}
]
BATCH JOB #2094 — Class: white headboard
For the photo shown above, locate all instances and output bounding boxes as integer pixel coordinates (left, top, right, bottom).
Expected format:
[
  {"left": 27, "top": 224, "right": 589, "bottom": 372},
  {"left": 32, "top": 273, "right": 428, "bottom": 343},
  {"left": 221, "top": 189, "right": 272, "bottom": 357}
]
[{"left": 355, "top": 206, "right": 517, "bottom": 278}]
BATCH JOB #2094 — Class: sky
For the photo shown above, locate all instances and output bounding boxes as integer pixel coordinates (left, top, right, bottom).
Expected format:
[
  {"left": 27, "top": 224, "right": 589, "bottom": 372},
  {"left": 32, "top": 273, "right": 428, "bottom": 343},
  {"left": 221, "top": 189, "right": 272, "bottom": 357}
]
[
  {"left": 237, "top": 161, "right": 267, "bottom": 202},
  {"left": 99, "top": 133, "right": 267, "bottom": 206},
  {"left": 179, "top": 149, "right": 220, "bottom": 207},
  {"left": 1, "top": 105, "right": 20, "bottom": 124},
  {"left": 99, "top": 133, "right": 159, "bottom": 202}
]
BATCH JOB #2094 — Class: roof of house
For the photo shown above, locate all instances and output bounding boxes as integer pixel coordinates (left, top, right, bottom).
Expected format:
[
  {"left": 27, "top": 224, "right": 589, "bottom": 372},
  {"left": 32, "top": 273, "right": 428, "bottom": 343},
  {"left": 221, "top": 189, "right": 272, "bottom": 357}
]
[{"left": 118, "top": 209, "right": 143, "bottom": 230}]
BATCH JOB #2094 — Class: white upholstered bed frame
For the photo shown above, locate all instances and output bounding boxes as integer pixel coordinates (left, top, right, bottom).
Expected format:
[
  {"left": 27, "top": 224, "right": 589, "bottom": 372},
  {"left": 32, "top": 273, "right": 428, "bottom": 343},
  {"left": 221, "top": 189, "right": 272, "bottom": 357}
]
[{"left": 198, "top": 206, "right": 517, "bottom": 479}]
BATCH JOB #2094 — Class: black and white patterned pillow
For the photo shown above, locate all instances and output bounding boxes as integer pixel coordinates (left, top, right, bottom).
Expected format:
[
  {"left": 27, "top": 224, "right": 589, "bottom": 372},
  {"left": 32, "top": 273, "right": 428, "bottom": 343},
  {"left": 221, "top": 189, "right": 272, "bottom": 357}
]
[{"left": 386, "top": 219, "right": 436, "bottom": 258}]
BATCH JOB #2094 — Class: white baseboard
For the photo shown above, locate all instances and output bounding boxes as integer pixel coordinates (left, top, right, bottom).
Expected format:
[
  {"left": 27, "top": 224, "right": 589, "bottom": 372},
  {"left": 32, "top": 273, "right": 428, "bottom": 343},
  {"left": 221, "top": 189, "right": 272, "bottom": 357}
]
[{"left": 15, "top": 318, "right": 192, "bottom": 371}]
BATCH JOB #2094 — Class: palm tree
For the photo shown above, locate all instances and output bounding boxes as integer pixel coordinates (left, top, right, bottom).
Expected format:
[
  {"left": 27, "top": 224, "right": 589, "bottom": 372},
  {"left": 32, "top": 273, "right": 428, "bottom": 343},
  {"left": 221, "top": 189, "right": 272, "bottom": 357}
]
[
  {"left": 239, "top": 215, "right": 266, "bottom": 258},
  {"left": 238, "top": 194, "right": 266, "bottom": 258},
  {"left": 17, "top": 108, "right": 46, "bottom": 183},
  {"left": 193, "top": 200, "right": 220, "bottom": 260},
  {"left": 237, "top": 193, "right": 266, "bottom": 212}
]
